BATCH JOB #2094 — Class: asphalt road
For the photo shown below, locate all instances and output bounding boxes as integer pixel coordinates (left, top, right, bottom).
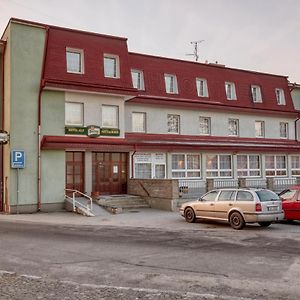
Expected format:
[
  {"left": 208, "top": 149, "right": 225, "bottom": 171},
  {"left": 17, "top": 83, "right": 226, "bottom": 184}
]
[{"left": 0, "top": 219, "right": 300, "bottom": 299}]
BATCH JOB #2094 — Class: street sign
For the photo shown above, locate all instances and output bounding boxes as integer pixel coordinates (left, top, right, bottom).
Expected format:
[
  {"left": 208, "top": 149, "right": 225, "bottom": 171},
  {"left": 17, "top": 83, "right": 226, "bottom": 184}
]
[{"left": 11, "top": 150, "right": 25, "bottom": 169}]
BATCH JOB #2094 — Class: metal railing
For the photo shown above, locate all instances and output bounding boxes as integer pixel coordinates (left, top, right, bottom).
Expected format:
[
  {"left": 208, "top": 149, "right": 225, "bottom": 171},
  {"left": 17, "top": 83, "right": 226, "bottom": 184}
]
[{"left": 65, "top": 189, "right": 93, "bottom": 214}]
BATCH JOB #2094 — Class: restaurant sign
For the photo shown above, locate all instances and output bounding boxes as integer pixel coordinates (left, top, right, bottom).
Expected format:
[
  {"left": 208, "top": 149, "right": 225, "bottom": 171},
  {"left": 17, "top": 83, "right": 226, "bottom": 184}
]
[{"left": 65, "top": 126, "right": 120, "bottom": 137}]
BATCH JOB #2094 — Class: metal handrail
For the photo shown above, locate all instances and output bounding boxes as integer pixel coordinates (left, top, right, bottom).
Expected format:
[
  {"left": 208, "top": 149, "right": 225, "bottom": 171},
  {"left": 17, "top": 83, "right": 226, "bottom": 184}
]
[{"left": 65, "top": 189, "right": 93, "bottom": 213}]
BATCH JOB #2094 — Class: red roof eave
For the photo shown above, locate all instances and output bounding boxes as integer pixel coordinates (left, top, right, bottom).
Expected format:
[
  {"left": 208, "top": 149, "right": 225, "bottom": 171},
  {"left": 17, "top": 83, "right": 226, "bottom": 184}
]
[{"left": 41, "top": 134, "right": 300, "bottom": 153}]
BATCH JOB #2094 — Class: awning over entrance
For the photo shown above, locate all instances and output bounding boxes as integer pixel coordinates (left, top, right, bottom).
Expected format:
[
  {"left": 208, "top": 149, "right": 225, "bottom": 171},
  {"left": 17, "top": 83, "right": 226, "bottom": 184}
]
[{"left": 41, "top": 134, "right": 300, "bottom": 153}]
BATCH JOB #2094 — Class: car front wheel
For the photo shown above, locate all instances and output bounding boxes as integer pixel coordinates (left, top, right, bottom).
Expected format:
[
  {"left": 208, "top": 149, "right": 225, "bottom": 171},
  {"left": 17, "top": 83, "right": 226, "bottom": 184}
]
[
  {"left": 184, "top": 207, "right": 196, "bottom": 223},
  {"left": 258, "top": 222, "right": 272, "bottom": 227},
  {"left": 229, "top": 212, "right": 245, "bottom": 230}
]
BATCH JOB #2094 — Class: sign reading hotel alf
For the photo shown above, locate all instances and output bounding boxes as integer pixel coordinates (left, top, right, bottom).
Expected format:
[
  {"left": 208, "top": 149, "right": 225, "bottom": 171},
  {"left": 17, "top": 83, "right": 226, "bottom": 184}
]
[{"left": 65, "top": 126, "right": 87, "bottom": 135}]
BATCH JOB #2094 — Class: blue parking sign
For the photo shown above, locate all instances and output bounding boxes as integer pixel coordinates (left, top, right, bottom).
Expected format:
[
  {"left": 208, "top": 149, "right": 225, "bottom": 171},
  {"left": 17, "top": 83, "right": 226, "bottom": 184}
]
[{"left": 11, "top": 150, "right": 25, "bottom": 169}]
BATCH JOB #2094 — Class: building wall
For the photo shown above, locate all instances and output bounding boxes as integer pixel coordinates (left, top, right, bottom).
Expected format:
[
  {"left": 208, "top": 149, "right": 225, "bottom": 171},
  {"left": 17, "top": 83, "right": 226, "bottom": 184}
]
[
  {"left": 125, "top": 104, "right": 295, "bottom": 139},
  {"left": 8, "top": 23, "right": 46, "bottom": 211},
  {"left": 65, "top": 91, "right": 126, "bottom": 138}
]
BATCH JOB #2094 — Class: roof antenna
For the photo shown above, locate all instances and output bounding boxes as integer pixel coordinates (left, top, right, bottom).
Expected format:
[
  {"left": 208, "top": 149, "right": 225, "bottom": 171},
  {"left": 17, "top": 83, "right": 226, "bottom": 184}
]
[{"left": 186, "top": 40, "right": 204, "bottom": 62}]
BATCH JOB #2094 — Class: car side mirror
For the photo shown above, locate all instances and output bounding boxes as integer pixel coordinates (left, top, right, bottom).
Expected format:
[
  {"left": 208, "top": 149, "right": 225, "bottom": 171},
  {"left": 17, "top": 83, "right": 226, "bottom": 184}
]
[{"left": 199, "top": 198, "right": 203, "bottom": 202}]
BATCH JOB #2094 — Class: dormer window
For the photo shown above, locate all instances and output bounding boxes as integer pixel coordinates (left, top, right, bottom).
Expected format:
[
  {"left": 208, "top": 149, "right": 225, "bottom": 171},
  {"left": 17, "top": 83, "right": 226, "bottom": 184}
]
[
  {"left": 104, "top": 54, "right": 119, "bottom": 78},
  {"left": 66, "top": 48, "right": 84, "bottom": 74},
  {"left": 276, "top": 88, "right": 286, "bottom": 105},
  {"left": 164, "top": 74, "right": 178, "bottom": 94},
  {"left": 196, "top": 78, "right": 208, "bottom": 97},
  {"left": 251, "top": 85, "right": 262, "bottom": 103},
  {"left": 225, "top": 82, "right": 236, "bottom": 100},
  {"left": 131, "top": 69, "right": 144, "bottom": 90}
]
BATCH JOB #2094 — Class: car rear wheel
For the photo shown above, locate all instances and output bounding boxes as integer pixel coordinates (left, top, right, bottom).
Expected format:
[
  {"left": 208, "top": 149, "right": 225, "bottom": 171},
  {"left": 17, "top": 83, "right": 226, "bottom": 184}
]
[
  {"left": 258, "top": 222, "right": 272, "bottom": 227},
  {"left": 229, "top": 212, "right": 245, "bottom": 230},
  {"left": 184, "top": 207, "right": 196, "bottom": 223}
]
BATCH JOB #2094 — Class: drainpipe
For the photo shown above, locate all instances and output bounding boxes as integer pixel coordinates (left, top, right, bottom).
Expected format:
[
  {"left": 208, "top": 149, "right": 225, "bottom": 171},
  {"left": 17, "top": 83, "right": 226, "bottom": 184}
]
[
  {"left": 37, "top": 26, "right": 49, "bottom": 211},
  {"left": 295, "top": 116, "right": 300, "bottom": 142},
  {"left": 131, "top": 146, "right": 137, "bottom": 178},
  {"left": 1, "top": 41, "right": 6, "bottom": 212}
]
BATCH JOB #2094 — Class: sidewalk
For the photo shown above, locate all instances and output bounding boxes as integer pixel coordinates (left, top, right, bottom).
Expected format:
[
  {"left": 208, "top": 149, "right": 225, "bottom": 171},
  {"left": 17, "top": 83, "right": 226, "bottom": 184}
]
[{"left": 0, "top": 208, "right": 197, "bottom": 231}]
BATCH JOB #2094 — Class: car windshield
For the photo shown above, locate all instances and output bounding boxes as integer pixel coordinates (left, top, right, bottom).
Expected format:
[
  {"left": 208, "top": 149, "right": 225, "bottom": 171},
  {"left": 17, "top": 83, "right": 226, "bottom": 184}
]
[
  {"left": 279, "top": 189, "right": 297, "bottom": 199},
  {"left": 255, "top": 190, "right": 280, "bottom": 202}
]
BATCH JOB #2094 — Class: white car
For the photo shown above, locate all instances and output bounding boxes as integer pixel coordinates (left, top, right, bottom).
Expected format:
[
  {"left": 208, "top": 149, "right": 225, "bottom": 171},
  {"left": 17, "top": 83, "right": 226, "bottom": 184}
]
[{"left": 180, "top": 188, "right": 284, "bottom": 230}]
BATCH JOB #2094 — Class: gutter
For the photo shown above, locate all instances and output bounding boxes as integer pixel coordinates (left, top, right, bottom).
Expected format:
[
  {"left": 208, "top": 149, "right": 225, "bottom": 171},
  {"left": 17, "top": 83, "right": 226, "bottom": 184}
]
[
  {"left": 37, "top": 26, "right": 49, "bottom": 211},
  {"left": 295, "top": 115, "right": 300, "bottom": 142},
  {"left": 1, "top": 41, "right": 6, "bottom": 212}
]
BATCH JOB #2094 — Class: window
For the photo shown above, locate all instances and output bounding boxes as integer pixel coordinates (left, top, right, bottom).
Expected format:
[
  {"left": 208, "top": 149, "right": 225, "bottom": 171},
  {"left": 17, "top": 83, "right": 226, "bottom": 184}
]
[
  {"left": 131, "top": 69, "right": 144, "bottom": 90},
  {"left": 65, "top": 102, "right": 83, "bottom": 126},
  {"left": 265, "top": 155, "right": 287, "bottom": 177},
  {"left": 228, "top": 119, "right": 239, "bottom": 136},
  {"left": 167, "top": 114, "right": 180, "bottom": 134},
  {"left": 202, "top": 190, "right": 218, "bottom": 201},
  {"left": 236, "top": 191, "right": 254, "bottom": 201},
  {"left": 251, "top": 85, "right": 262, "bottom": 103},
  {"left": 206, "top": 154, "right": 232, "bottom": 178},
  {"left": 225, "top": 82, "right": 236, "bottom": 100},
  {"left": 199, "top": 117, "right": 211, "bottom": 135},
  {"left": 291, "top": 155, "right": 300, "bottom": 176},
  {"left": 164, "top": 74, "right": 178, "bottom": 94},
  {"left": 66, "top": 48, "right": 84, "bottom": 74},
  {"left": 255, "top": 121, "right": 265, "bottom": 138},
  {"left": 104, "top": 54, "right": 119, "bottom": 78},
  {"left": 218, "top": 190, "right": 236, "bottom": 201},
  {"left": 237, "top": 155, "right": 261, "bottom": 177},
  {"left": 196, "top": 78, "right": 208, "bottom": 97},
  {"left": 172, "top": 154, "right": 201, "bottom": 178},
  {"left": 134, "top": 153, "right": 166, "bottom": 179},
  {"left": 275, "top": 88, "right": 286, "bottom": 105},
  {"left": 102, "top": 105, "right": 119, "bottom": 128},
  {"left": 280, "top": 122, "right": 289, "bottom": 138},
  {"left": 132, "top": 112, "right": 146, "bottom": 133}
]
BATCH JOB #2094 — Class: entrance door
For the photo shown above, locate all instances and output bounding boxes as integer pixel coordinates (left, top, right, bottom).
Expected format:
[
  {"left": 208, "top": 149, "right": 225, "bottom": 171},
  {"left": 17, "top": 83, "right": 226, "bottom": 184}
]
[
  {"left": 66, "top": 152, "right": 85, "bottom": 193},
  {"left": 92, "top": 152, "right": 127, "bottom": 195}
]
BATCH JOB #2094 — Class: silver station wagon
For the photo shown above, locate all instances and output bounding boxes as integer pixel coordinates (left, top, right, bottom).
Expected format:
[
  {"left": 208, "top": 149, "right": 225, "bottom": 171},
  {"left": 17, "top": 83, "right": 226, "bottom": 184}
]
[{"left": 180, "top": 188, "right": 284, "bottom": 229}]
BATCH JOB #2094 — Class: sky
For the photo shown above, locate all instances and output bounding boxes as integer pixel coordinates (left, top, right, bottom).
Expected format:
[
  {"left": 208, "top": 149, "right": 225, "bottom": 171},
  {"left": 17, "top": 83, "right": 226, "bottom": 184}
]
[{"left": 0, "top": 0, "right": 299, "bottom": 83}]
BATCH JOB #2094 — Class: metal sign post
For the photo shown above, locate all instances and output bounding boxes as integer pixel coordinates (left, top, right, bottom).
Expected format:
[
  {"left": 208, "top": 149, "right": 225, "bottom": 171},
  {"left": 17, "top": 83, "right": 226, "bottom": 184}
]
[{"left": 11, "top": 150, "right": 25, "bottom": 214}]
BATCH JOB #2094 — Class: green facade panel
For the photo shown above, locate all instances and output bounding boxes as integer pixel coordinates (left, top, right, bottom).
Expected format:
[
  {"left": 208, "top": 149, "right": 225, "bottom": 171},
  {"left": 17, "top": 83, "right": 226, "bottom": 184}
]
[{"left": 9, "top": 23, "right": 46, "bottom": 206}]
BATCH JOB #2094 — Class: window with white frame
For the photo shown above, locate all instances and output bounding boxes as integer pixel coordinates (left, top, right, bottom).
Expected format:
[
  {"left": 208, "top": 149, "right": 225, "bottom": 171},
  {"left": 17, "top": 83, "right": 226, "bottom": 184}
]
[
  {"left": 134, "top": 153, "right": 166, "bottom": 179},
  {"left": 237, "top": 155, "right": 261, "bottom": 177},
  {"left": 291, "top": 155, "right": 300, "bottom": 176},
  {"left": 171, "top": 154, "right": 201, "bottom": 178},
  {"left": 228, "top": 119, "right": 239, "bottom": 136},
  {"left": 265, "top": 155, "right": 287, "bottom": 177},
  {"left": 225, "top": 82, "right": 236, "bottom": 100},
  {"left": 280, "top": 122, "right": 289, "bottom": 138},
  {"left": 164, "top": 74, "right": 178, "bottom": 94},
  {"left": 275, "top": 88, "right": 286, "bottom": 105},
  {"left": 255, "top": 121, "right": 265, "bottom": 138},
  {"left": 196, "top": 78, "right": 208, "bottom": 97},
  {"left": 132, "top": 112, "right": 146, "bottom": 133},
  {"left": 251, "top": 85, "right": 262, "bottom": 103},
  {"left": 65, "top": 102, "right": 84, "bottom": 126},
  {"left": 66, "top": 48, "right": 84, "bottom": 74},
  {"left": 102, "top": 105, "right": 119, "bottom": 128},
  {"left": 199, "top": 116, "right": 211, "bottom": 135},
  {"left": 206, "top": 154, "right": 232, "bottom": 178},
  {"left": 104, "top": 54, "right": 119, "bottom": 78},
  {"left": 167, "top": 114, "right": 180, "bottom": 134},
  {"left": 131, "top": 69, "right": 144, "bottom": 90}
]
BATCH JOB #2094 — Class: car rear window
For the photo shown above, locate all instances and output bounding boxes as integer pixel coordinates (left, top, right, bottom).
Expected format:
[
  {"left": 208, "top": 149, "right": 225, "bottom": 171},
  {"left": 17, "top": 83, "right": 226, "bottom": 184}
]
[{"left": 255, "top": 190, "right": 280, "bottom": 202}]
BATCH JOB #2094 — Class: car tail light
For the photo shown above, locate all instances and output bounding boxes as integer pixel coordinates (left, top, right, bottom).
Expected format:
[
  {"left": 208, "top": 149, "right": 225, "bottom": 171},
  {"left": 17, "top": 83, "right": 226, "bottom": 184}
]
[{"left": 256, "top": 203, "right": 262, "bottom": 212}]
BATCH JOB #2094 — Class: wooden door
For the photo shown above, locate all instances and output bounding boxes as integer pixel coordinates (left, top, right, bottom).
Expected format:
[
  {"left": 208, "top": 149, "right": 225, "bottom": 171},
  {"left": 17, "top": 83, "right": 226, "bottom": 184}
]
[
  {"left": 66, "top": 152, "right": 85, "bottom": 193},
  {"left": 92, "top": 152, "right": 127, "bottom": 195}
]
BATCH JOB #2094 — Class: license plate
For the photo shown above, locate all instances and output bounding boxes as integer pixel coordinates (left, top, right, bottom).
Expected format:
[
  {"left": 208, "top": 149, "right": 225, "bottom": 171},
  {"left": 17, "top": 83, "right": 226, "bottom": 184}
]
[{"left": 268, "top": 206, "right": 278, "bottom": 211}]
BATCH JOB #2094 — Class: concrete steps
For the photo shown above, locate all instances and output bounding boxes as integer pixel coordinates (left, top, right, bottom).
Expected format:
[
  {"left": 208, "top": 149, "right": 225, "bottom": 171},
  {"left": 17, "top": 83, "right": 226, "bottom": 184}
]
[{"left": 96, "top": 194, "right": 150, "bottom": 211}]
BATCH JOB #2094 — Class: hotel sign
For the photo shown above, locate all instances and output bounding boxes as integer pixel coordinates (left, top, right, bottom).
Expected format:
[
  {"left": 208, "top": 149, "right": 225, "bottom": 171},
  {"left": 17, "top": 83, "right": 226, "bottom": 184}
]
[{"left": 65, "top": 126, "right": 120, "bottom": 137}]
